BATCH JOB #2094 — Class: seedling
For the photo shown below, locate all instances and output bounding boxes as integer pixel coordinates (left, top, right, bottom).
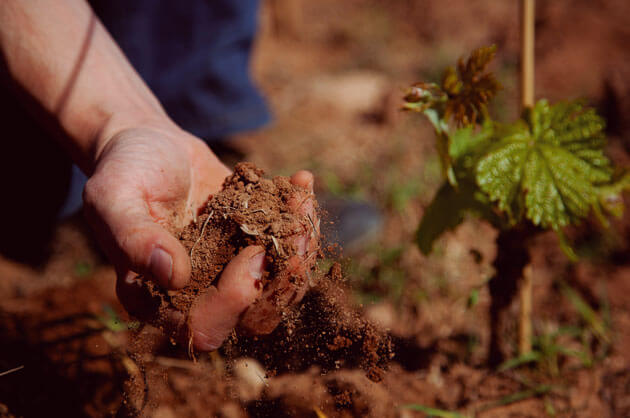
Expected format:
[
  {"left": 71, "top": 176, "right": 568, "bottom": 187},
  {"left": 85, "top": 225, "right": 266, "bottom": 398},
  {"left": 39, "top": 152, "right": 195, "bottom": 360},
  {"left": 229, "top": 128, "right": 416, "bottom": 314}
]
[{"left": 403, "top": 17, "right": 629, "bottom": 361}]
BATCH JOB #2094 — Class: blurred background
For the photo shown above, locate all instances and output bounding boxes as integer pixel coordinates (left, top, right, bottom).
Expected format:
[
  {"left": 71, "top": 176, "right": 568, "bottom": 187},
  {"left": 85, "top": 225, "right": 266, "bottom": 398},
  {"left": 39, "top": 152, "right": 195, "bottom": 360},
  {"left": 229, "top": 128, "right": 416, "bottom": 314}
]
[
  {"left": 1, "top": 0, "right": 630, "bottom": 416},
  {"left": 239, "top": 0, "right": 630, "bottom": 349}
]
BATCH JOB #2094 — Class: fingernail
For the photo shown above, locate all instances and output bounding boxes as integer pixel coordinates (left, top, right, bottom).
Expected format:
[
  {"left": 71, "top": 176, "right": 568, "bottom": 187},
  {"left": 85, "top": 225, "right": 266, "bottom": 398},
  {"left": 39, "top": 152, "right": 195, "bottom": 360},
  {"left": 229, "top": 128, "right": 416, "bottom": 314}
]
[
  {"left": 150, "top": 247, "right": 173, "bottom": 287},
  {"left": 248, "top": 251, "right": 265, "bottom": 280}
]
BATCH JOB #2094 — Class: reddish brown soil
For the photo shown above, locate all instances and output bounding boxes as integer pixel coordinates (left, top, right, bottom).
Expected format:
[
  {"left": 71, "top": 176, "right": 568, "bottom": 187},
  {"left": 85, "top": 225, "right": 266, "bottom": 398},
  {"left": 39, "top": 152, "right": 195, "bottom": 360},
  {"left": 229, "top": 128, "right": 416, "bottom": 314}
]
[
  {"left": 143, "top": 162, "right": 316, "bottom": 335},
  {"left": 118, "top": 163, "right": 392, "bottom": 416},
  {"left": 1, "top": 1, "right": 630, "bottom": 417},
  {"left": 223, "top": 274, "right": 393, "bottom": 383}
]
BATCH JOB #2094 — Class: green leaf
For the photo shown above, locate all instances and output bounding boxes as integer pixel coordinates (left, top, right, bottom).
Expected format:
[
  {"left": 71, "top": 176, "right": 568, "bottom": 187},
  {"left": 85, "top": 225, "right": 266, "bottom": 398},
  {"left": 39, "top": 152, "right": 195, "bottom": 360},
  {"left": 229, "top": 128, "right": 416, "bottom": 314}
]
[
  {"left": 556, "top": 230, "right": 579, "bottom": 262},
  {"left": 416, "top": 180, "right": 499, "bottom": 254},
  {"left": 96, "top": 305, "right": 138, "bottom": 332},
  {"left": 74, "top": 260, "right": 93, "bottom": 277},
  {"left": 498, "top": 351, "right": 541, "bottom": 372},
  {"left": 477, "top": 385, "right": 552, "bottom": 412},
  {"left": 560, "top": 281, "right": 610, "bottom": 344},
  {"left": 467, "top": 288, "right": 480, "bottom": 308},
  {"left": 401, "top": 404, "right": 467, "bottom": 418},
  {"left": 476, "top": 121, "right": 530, "bottom": 222},
  {"left": 449, "top": 119, "right": 494, "bottom": 168},
  {"left": 477, "top": 100, "right": 617, "bottom": 230}
]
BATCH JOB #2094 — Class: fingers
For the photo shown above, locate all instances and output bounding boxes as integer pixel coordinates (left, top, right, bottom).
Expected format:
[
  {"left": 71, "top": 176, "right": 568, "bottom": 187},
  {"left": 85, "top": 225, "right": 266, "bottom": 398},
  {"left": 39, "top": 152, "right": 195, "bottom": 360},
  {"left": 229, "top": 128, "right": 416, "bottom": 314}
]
[
  {"left": 83, "top": 178, "right": 191, "bottom": 289},
  {"left": 288, "top": 169, "right": 319, "bottom": 261},
  {"left": 117, "top": 246, "right": 267, "bottom": 351},
  {"left": 238, "top": 254, "right": 305, "bottom": 335},
  {"left": 237, "top": 169, "right": 320, "bottom": 335},
  {"left": 290, "top": 170, "right": 314, "bottom": 192},
  {"left": 189, "top": 246, "right": 266, "bottom": 351}
]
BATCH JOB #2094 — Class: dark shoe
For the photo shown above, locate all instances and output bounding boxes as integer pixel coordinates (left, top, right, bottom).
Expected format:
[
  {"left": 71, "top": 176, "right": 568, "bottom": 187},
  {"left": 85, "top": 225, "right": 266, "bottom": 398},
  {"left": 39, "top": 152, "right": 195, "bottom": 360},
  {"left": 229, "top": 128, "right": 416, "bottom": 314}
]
[{"left": 319, "top": 197, "right": 383, "bottom": 254}]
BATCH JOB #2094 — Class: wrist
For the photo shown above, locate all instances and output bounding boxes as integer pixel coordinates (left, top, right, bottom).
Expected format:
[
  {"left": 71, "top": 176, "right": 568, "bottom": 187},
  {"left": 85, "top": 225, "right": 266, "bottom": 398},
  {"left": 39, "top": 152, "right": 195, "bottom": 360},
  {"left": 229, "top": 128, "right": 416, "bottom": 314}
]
[{"left": 89, "top": 109, "right": 177, "bottom": 173}]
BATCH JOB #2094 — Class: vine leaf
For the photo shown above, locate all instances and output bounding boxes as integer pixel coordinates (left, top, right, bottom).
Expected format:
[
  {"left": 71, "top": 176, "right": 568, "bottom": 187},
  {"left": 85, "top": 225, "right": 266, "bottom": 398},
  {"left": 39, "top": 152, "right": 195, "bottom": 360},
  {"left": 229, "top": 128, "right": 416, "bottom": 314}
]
[
  {"left": 449, "top": 119, "right": 495, "bottom": 171},
  {"left": 416, "top": 180, "right": 499, "bottom": 255},
  {"left": 476, "top": 99, "right": 625, "bottom": 231},
  {"left": 443, "top": 45, "right": 502, "bottom": 126}
]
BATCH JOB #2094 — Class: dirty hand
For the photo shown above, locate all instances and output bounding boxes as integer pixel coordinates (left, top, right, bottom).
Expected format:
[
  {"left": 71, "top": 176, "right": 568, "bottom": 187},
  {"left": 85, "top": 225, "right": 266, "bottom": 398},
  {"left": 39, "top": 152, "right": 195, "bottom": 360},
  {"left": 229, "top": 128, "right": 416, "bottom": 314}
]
[{"left": 83, "top": 122, "right": 317, "bottom": 350}]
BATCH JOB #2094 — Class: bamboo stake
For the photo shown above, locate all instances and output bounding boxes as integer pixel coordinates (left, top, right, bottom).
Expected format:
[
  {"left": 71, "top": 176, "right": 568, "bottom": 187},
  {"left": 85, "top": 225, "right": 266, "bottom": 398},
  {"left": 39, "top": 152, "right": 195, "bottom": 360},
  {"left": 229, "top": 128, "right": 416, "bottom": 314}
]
[
  {"left": 518, "top": 0, "right": 535, "bottom": 356},
  {"left": 520, "top": 0, "right": 535, "bottom": 108},
  {"left": 519, "top": 265, "right": 533, "bottom": 354}
]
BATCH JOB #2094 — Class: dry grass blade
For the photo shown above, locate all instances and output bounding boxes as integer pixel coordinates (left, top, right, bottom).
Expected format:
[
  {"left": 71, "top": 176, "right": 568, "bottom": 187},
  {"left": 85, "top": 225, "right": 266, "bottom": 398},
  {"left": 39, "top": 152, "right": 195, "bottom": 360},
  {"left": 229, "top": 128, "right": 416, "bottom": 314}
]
[
  {"left": 307, "top": 213, "right": 319, "bottom": 238},
  {"left": 240, "top": 224, "right": 260, "bottom": 236},
  {"left": 401, "top": 404, "right": 467, "bottom": 418},
  {"left": 313, "top": 407, "right": 328, "bottom": 418},
  {"left": 476, "top": 384, "right": 552, "bottom": 413},
  {"left": 271, "top": 235, "right": 283, "bottom": 255},
  {"left": 190, "top": 211, "right": 213, "bottom": 260},
  {"left": 0, "top": 365, "right": 24, "bottom": 377},
  {"left": 560, "top": 281, "right": 610, "bottom": 344}
]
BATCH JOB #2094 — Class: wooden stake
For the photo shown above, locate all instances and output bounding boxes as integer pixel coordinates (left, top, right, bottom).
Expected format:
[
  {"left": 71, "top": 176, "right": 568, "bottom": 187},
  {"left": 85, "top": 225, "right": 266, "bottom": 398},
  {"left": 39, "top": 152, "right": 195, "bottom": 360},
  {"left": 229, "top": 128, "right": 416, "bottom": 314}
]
[
  {"left": 518, "top": 0, "right": 535, "bottom": 356},
  {"left": 519, "top": 265, "right": 533, "bottom": 354},
  {"left": 520, "top": 0, "right": 535, "bottom": 109}
]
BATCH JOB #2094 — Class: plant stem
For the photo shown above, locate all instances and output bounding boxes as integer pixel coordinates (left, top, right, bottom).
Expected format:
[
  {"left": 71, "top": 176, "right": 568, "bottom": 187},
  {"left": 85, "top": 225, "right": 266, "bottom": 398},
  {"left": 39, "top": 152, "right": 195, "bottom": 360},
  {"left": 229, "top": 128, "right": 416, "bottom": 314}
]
[{"left": 518, "top": 0, "right": 535, "bottom": 355}]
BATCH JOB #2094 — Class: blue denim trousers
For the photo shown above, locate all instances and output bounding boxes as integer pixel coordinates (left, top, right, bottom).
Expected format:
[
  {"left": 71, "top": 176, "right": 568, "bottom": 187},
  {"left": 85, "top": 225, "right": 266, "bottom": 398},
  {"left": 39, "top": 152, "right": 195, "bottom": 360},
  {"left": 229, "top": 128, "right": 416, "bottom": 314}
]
[{"left": 90, "top": 0, "right": 270, "bottom": 141}]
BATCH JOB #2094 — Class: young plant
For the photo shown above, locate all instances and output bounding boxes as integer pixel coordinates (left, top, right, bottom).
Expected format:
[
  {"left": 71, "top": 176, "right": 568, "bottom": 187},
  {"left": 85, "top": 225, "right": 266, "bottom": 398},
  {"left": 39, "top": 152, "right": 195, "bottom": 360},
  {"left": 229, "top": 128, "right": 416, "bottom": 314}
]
[{"left": 404, "top": 45, "right": 630, "bottom": 364}]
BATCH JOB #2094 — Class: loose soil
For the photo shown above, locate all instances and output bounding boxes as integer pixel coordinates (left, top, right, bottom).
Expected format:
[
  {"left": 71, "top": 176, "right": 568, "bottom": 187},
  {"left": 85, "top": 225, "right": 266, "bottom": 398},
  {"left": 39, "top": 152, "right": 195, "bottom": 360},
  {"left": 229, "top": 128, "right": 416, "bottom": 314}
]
[
  {"left": 1, "top": 0, "right": 630, "bottom": 417},
  {"left": 145, "top": 162, "right": 316, "bottom": 334},
  {"left": 120, "top": 163, "right": 392, "bottom": 415}
]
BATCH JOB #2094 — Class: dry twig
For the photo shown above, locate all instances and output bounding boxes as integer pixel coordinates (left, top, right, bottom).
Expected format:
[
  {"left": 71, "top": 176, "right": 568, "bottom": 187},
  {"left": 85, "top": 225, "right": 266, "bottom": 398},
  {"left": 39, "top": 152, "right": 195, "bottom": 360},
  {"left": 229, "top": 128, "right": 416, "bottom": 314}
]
[{"left": 190, "top": 211, "right": 213, "bottom": 261}]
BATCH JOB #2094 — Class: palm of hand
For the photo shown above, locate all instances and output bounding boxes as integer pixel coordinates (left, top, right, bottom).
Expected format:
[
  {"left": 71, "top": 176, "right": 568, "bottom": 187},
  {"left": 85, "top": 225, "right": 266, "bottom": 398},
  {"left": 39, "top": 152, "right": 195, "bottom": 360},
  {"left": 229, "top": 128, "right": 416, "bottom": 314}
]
[{"left": 84, "top": 124, "right": 315, "bottom": 350}]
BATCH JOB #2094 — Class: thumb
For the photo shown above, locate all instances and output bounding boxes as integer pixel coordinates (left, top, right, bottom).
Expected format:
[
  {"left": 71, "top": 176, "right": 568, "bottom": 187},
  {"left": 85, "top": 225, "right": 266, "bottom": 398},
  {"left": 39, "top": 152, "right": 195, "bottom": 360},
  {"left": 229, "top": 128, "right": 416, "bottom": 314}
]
[
  {"left": 189, "top": 246, "right": 265, "bottom": 351},
  {"left": 83, "top": 180, "right": 191, "bottom": 289}
]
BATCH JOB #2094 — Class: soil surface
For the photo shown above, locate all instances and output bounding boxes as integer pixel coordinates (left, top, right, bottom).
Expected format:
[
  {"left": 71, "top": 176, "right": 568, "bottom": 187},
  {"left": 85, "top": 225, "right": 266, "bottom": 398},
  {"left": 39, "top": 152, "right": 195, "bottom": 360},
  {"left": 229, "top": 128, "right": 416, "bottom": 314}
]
[{"left": 1, "top": 0, "right": 630, "bottom": 417}]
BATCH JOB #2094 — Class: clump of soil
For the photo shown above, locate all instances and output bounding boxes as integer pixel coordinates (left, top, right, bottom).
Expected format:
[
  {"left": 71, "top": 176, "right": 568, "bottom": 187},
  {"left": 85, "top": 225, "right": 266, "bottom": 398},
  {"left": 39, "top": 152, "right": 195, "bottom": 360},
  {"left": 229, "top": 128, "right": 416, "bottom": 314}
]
[
  {"left": 147, "top": 162, "right": 317, "bottom": 334},
  {"left": 114, "top": 163, "right": 392, "bottom": 416},
  {"left": 136, "top": 162, "right": 391, "bottom": 382}
]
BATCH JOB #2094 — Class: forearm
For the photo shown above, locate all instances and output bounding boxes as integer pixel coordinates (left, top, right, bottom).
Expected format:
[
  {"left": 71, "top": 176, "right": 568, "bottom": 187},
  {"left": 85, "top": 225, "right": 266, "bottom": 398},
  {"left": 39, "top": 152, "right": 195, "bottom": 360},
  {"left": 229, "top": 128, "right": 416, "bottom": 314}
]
[{"left": 0, "top": 0, "right": 169, "bottom": 174}]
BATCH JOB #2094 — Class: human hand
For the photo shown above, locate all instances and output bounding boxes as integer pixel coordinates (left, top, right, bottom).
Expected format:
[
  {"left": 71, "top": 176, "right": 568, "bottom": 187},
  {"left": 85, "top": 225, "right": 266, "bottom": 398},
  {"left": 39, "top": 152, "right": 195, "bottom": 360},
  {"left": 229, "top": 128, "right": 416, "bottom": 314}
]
[{"left": 83, "top": 121, "right": 317, "bottom": 350}]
